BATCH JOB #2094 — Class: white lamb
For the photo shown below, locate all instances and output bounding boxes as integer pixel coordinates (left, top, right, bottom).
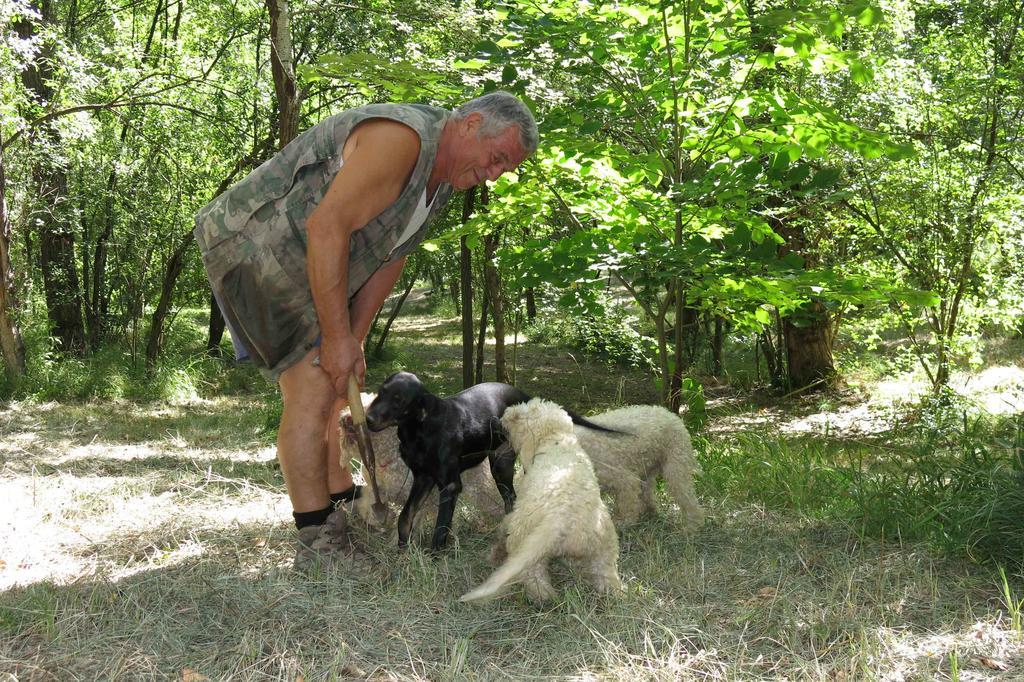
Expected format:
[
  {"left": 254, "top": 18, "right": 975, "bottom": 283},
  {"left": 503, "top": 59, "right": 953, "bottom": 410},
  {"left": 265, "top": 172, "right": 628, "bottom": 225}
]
[{"left": 460, "top": 398, "right": 622, "bottom": 603}]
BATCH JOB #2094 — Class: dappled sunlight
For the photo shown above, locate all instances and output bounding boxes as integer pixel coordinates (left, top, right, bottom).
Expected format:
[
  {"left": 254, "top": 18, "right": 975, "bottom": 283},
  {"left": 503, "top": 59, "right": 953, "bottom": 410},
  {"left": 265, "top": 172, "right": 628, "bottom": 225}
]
[
  {"left": 4, "top": 313, "right": 1022, "bottom": 678},
  {"left": 1, "top": 398, "right": 287, "bottom": 590},
  {"left": 869, "top": 620, "right": 1022, "bottom": 680},
  {"left": 955, "top": 366, "right": 1024, "bottom": 416},
  {"left": 389, "top": 314, "right": 462, "bottom": 344},
  {"left": 710, "top": 362, "right": 1024, "bottom": 438},
  {"left": 777, "top": 402, "right": 899, "bottom": 437},
  {"left": 707, "top": 393, "right": 901, "bottom": 437},
  {"left": 0, "top": 398, "right": 276, "bottom": 469},
  {"left": 586, "top": 617, "right": 1024, "bottom": 679},
  {"left": 1, "top": 468, "right": 290, "bottom": 590},
  {"left": 872, "top": 364, "right": 1023, "bottom": 415}
]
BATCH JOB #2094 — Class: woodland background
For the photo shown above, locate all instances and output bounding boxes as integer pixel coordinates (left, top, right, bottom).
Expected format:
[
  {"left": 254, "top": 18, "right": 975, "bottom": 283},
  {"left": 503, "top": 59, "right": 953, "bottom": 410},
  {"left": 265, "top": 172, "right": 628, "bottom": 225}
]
[
  {"left": 1, "top": 0, "right": 1020, "bottom": 403},
  {"left": 2, "top": 0, "right": 1024, "bottom": 679}
]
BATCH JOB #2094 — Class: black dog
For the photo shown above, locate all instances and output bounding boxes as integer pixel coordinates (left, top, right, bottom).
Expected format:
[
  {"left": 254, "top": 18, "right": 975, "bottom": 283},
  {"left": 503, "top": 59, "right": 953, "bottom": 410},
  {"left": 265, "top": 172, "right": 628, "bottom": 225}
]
[{"left": 364, "top": 371, "right": 622, "bottom": 551}]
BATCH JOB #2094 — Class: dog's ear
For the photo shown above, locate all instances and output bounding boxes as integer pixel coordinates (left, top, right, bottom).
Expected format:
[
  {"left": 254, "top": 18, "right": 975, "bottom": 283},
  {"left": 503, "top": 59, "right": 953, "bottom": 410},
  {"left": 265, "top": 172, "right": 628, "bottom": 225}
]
[
  {"left": 526, "top": 398, "right": 545, "bottom": 422},
  {"left": 501, "top": 403, "right": 523, "bottom": 431},
  {"left": 413, "top": 388, "right": 439, "bottom": 422}
]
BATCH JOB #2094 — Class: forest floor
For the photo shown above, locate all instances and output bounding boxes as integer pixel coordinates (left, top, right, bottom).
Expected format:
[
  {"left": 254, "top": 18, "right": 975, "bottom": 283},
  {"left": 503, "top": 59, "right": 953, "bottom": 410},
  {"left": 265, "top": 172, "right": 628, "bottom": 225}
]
[{"left": 2, "top": 301, "right": 1023, "bottom": 680}]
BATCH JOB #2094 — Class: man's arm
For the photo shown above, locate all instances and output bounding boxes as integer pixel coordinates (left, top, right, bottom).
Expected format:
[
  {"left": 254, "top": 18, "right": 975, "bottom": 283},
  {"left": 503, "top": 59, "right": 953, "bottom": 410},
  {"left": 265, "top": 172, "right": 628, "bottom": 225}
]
[
  {"left": 305, "top": 119, "right": 420, "bottom": 394},
  {"left": 349, "top": 255, "right": 407, "bottom": 342}
]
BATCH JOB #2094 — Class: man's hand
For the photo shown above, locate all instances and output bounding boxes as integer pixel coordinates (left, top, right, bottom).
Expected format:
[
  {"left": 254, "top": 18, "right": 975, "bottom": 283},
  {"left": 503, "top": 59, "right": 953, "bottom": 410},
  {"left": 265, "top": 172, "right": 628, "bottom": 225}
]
[{"left": 317, "top": 333, "right": 365, "bottom": 396}]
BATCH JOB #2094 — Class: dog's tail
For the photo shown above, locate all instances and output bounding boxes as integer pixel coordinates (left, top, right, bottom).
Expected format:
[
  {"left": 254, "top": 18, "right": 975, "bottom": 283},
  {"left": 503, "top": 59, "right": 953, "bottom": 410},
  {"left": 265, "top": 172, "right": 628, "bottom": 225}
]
[
  {"left": 459, "top": 528, "right": 556, "bottom": 603},
  {"left": 661, "top": 426, "right": 705, "bottom": 532},
  {"left": 566, "top": 410, "right": 630, "bottom": 436}
]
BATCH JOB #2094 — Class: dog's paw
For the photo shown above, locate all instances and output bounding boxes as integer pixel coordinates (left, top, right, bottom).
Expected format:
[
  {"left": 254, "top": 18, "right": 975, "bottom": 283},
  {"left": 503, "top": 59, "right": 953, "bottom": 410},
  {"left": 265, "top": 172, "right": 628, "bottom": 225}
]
[{"left": 523, "top": 579, "right": 559, "bottom": 603}]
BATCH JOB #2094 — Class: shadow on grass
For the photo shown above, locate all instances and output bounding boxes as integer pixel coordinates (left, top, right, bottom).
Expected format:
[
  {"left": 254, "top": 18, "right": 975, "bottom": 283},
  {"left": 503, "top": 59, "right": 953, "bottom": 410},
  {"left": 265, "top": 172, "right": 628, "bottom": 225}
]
[
  {"left": 1, "top": 502, "right": 1017, "bottom": 681},
  {"left": 25, "top": 455, "right": 282, "bottom": 488},
  {"left": 1, "top": 398, "right": 280, "bottom": 459}
]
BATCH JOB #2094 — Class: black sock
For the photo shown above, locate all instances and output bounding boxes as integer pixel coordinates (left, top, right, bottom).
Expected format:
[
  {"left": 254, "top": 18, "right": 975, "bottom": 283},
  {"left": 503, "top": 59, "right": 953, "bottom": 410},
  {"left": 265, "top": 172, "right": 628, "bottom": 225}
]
[
  {"left": 293, "top": 504, "right": 333, "bottom": 530},
  {"left": 331, "top": 485, "right": 363, "bottom": 507}
]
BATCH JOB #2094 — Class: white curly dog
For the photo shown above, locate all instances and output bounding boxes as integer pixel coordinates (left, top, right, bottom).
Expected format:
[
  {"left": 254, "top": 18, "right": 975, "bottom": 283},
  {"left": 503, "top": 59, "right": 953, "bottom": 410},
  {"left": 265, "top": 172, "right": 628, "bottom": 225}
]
[
  {"left": 578, "top": 404, "right": 704, "bottom": 530},
  {"left": 342, "top": 395, "right": 505, "bottom": 533},
  {"left": 460, "top": 398, "right": 622, "bottom": 603}
]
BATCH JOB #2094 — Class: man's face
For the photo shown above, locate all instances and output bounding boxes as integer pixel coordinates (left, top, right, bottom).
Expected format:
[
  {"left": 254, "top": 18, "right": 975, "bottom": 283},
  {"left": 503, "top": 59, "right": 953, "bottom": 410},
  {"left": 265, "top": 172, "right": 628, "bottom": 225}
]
[{"left": 450, "top": 114, "right": 530, "bottom": 190}]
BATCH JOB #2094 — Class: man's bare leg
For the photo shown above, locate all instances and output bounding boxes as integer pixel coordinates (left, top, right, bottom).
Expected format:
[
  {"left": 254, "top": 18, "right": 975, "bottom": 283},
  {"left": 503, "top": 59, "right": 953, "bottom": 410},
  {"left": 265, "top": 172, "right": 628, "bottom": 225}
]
[
  {"left": 278, "top": 348, "right": 367, "bottom": 570},
  {"left": 277, "top": 347, "right": 337, "bottom": 513}
]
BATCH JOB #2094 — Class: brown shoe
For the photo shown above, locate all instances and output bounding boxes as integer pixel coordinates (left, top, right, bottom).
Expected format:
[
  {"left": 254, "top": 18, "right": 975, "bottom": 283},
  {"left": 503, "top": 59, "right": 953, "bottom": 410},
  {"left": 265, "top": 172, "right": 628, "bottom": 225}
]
[{"left": 293, "top": 507, "right": 365, "bottom": 572}]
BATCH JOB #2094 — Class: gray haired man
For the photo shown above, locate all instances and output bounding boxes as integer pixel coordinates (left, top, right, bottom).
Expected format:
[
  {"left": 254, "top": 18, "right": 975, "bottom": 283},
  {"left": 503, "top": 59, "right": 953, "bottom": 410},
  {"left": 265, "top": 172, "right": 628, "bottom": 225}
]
[{"left": 194, "top": 92, "right": 538, "bottom": 569}]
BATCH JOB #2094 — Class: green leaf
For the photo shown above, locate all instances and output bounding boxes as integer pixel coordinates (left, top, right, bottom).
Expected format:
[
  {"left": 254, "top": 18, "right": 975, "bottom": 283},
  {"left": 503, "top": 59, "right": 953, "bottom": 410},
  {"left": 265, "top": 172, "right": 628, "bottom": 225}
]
[
  {"left": 769, "top": 151, "right": 790, "bottom": 179},
  {"left": 786, "top": 163, "right": 811, "bottom": 185},
  {"left": 475, "top": 40, "right": 504, "bottom": 56},
  {"left": 826, "top": 12, "right": 844, "bottom": 39},
  {"left": 781, "top": 252, "right": 805, "bottom": 269},
  {"left": 886, "top": 143, "right": 915, "bottom": 160},
  {"left": 850, "top": 60, "right": 873, "bottom": 84},
  {"left": 501, "top": 64, "right": 518, "bottom": 84},
  {"left": 857, "top": 5, "right": 883, "bottom": 26},
  {"left": 806, "top": 167, "right": 841, "bottom": 190}
]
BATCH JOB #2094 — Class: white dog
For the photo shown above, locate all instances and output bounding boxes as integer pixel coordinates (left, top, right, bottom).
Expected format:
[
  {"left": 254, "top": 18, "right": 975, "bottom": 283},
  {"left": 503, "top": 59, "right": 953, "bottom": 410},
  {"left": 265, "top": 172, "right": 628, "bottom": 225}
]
[
  {"left": 348, "top": 397, "right": 703, "bottom": 533},
  {"left": 343, "top": 395, "right": 505, "bottom": 533},
  {"left": 578, "top": 405, "right": 704, "bottom": 530},
  {"left": 460, "top": 398, "right": 621, "bottom": 603}
]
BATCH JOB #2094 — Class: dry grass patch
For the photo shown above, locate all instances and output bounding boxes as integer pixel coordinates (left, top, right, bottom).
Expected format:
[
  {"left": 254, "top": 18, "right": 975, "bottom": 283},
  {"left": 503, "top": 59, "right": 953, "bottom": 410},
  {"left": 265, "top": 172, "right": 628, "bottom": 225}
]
[
  {"left": 3, "top": 310, "right": 1023, "bottom": 679},
  {"left": 3, "top": 400, "right": 1023, "bottom": 681}
]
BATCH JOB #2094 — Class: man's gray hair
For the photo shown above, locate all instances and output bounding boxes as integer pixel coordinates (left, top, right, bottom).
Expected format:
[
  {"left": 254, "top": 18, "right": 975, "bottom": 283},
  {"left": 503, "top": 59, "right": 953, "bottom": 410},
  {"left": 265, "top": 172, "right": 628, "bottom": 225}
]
[{"left": 454, "top": 91, "right": 539, "bottom": 155}]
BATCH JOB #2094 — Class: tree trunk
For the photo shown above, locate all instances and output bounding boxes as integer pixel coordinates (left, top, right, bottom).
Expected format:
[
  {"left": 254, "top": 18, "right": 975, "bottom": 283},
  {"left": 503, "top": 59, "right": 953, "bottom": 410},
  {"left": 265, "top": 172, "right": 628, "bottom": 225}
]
[
  {"left": 521, "top": 226, "right": 536, "bottom": 322},
  {"left": 17, "top": 2, "right": 87, "bottom": 356},
  {"left": 88, "top": 157, "right": 122, "bottom": 348},
  {"left": 89, "top": 0, "right": 163, "bottom": 348},
  {"left": 668, "top": 202, "right": 687, "bottom": 411},
  {"left": 711, "top": 315, "right": 723, "bottom": 378},
  {"left": 773, "top": 204, "right": 836, "bottom": 391},
  {"left": 483, "top": 230, "right": 507, "bottom": 383},
  {"left": 371, "top": 268, "right": 417, "bottom": 357},
  {"left": 475, "top": 288, "right": 489, "bottom": 385},
  {"left": 145, "top": 236, "right": 192, "bottom": 368},
  {"left": 38, "top": 209, "right": 86, "bottom": 354},
  {"left": 525, "top": 287, "right": 537, "bottom": 322},
  {"left": 266, "top": 0, "right": 300, "bottom": 148},
  {"left": 680, "top": 303, "right": 701, "bottom": 366},
  {"left": 460, "top": 188, "right": 476, "bottom": 388},
  {"left": 0, "top": 133, "right": 27, "bottom": 376},
  {"left": 783, "top": 300, "right": 836, "bottom": 391},
  {"left": 450, "top": 277, "right": 460, "bottom": 315},
  {"left": 759, "top": 329, "right": 778, "bottom": 385},
  {"left": 206, "top": 293, "right": 226, "bottom": 356}
]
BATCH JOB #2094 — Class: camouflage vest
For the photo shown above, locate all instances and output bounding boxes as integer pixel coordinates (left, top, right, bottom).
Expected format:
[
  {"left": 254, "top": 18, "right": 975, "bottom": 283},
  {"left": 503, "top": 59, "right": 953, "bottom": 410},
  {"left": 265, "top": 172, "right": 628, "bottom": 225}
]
[{"left": 193, "top": 104, "right": 453, "bottom": 378}]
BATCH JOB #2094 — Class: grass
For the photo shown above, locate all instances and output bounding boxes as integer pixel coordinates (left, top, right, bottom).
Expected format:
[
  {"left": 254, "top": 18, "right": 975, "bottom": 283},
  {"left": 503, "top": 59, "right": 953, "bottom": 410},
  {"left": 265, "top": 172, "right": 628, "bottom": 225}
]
[{"left": 2, "top": 297, "right": 1024, "bottom": 679}]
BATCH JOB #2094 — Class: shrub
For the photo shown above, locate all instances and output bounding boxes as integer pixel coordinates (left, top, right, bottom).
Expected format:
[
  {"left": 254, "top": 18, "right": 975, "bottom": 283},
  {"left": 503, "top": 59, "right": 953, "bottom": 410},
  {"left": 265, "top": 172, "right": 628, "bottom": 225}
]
[
  {"left": 702, "top": 404, "right": 1024, "bottom": 569},
  {"left": 526, "top": 302, "right": 657, "bottom": 371}
]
